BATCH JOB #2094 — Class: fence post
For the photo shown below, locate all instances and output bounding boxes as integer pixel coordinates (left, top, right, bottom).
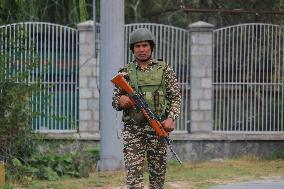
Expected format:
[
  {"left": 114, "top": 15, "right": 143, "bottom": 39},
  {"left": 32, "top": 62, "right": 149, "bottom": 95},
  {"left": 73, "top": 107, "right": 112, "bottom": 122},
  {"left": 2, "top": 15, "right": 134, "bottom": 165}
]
[
  {"left": 77, "top": 20, "right": 100, "bottom": 139},
  {"left": 188, "top": 21, "right": 215, "bottom": 133},
  {"left": 0, "top": 161, "right": 4, "bottom": 186}
]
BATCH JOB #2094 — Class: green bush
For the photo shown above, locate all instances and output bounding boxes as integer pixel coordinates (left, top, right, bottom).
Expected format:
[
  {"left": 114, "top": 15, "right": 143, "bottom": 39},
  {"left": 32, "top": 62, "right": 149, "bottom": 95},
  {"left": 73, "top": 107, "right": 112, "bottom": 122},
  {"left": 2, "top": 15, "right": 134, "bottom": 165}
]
[
  {"left": 0, "top": 28, "right": 43, "bottom": 177},
  {"left": 0, "top": 185, "right": 13, "bottom": 189},
  {"left": 10, "top": 148, "right": 99, "bottom": 181},
  {"left": 0, "top": 25, "right": 99, "bottom": 185}
]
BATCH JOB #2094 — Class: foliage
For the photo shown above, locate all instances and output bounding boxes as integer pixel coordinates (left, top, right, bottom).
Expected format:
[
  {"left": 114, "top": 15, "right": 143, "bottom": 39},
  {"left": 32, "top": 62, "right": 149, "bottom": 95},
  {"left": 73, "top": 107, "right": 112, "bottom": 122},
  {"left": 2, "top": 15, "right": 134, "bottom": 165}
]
[
  {"left": 1, "top": 0, "right": 284, "bottom": 28},
  {"left": 0, "top": 185, "right": 13, "bottom": 189},
  {"left": 125, "top": 0, "right": 189, "bottom": 27},
  {"left": 0, "top": 26, "right": 45, "bottom": 179},
  {"left": 126, "top": 0, "right": 284, "bottom": 28},
  {"left": 8, "top": 148, "right": 99, "bottom": 182},
  {"left": 0, "top": 0, "right": 93, "bottom": 27}
]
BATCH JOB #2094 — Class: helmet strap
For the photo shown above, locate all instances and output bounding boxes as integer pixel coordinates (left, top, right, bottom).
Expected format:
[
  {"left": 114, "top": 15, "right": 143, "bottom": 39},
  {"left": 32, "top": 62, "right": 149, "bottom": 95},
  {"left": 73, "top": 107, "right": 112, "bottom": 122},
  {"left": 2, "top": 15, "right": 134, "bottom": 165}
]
[{"left": 136, "top": 56, "right": 152, "bottom": 63}]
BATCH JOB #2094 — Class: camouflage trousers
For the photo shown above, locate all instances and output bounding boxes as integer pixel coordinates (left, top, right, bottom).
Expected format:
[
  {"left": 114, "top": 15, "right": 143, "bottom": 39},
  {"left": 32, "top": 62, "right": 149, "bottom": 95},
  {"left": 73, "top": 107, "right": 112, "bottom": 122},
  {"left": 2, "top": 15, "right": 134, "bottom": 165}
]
[{"left": 122, "top": 123, "right": 167, "bottom": 189}]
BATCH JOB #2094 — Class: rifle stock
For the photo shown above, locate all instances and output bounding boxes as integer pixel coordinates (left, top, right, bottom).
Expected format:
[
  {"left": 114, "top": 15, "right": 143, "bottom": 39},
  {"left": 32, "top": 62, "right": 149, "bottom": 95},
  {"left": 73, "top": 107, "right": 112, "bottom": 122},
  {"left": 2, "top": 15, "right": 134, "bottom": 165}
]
[
  {"left": 111, "top": 74, "right": 182, "bottom": 164},
  {"left": 111, "top": 74, "right": 134, "bottom": 94}
]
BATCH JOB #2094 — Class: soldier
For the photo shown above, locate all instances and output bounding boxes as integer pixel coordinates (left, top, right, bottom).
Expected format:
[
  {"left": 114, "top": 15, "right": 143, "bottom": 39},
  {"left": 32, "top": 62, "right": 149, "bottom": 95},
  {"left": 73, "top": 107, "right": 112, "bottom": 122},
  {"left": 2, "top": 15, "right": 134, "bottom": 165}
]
[{"left": 112, "top": 28, "right": 181, "bottom": 189}]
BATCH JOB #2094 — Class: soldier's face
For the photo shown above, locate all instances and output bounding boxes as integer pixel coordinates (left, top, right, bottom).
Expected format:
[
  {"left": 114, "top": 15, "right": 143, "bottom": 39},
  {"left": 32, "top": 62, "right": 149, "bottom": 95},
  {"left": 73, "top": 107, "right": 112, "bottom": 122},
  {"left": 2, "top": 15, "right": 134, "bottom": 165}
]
[{"left": 133, "top": 41, "right": 152, "bottom": 61}]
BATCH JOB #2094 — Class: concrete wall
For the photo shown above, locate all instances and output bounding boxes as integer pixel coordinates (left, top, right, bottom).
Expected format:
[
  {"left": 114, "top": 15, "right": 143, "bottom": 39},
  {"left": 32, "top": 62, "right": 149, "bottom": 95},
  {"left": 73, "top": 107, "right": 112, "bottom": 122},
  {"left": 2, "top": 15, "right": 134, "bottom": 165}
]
[{"left": 170, "top": 133, "right": 284, "bottom": 161}]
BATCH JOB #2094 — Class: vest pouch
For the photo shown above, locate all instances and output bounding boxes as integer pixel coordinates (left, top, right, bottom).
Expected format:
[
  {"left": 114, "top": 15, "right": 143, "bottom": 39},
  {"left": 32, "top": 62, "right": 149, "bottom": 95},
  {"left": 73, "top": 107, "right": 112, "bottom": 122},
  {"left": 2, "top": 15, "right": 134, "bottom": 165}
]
[
  {"left": 144, "top": 91, "right": 153, "bottom": 106},
  {"left": 129, "top": 110, "right": 147, "bottom": 124},
  {"left": 155, "top": 91, "right": 165, "bottom": 114},
  {"left": 122, "top": 109, "right": 131, "bottom": 122},
  {"left": 145, "top": 91, "right": 166, "bottom": 116},
  {"left": 144, "top": 91, "right": 164, "bottom": 114},
  {"left": 122, "top": 108, "right": 147, "bottom": 124}
]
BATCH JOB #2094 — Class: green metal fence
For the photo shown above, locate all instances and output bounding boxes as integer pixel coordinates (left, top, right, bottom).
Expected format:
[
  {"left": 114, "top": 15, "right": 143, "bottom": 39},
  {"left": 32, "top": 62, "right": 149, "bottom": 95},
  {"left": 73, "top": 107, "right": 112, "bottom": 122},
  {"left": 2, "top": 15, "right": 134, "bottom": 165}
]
[
  {"left": 0, "top": 22, "right": 79, "bottom": 132},
  {"left": 213, "top": 23, "right": 284, "bottom": 133}
]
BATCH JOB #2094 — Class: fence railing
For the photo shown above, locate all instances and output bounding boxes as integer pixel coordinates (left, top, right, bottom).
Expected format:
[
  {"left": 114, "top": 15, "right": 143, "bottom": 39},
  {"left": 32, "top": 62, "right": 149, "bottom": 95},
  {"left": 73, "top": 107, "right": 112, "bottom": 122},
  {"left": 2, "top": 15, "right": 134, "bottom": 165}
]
[
  {"left": 213, "top": 23, "right": 284, "bottom": 133},
  {"left": 4, "top": 21, "right": 283, "bottom": 134},
  {"left": 0, "top": 22, "right": 79, "bottom": 132}
]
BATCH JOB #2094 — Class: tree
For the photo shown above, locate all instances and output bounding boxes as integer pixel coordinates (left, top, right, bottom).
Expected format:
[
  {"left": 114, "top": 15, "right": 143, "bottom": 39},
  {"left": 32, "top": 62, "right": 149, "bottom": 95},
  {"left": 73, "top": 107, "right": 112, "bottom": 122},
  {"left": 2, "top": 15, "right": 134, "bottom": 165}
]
[
  {"left": 125, "top": 0, "right": 284, "bottom": 28},
  {"left": 0, "top": 0, "right": 93, "bottom": 26},
  {"left": 0, "top": 0, "right": 283, "bottom": 28}
]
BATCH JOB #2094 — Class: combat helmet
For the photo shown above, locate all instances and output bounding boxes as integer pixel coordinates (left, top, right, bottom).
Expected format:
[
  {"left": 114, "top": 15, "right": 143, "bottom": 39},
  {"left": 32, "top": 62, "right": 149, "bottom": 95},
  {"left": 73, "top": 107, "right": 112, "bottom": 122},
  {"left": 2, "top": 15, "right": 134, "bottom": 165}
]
[{"left": 129, "top": 28, "right": 155, "bottom": 51}]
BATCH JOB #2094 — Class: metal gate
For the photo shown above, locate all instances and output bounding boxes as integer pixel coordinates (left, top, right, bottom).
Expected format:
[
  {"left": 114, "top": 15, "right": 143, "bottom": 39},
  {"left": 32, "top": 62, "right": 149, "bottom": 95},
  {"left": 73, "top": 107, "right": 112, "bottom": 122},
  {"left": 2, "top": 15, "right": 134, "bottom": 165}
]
[
  {"left": 213, "top": 23, "right": 284, "bottom": 133},
  {"left": 0, "top": 22, "right": 79, "bottom": 132},
  {"left": 125, "top": 23, "right": 190, "bottom": 131}
]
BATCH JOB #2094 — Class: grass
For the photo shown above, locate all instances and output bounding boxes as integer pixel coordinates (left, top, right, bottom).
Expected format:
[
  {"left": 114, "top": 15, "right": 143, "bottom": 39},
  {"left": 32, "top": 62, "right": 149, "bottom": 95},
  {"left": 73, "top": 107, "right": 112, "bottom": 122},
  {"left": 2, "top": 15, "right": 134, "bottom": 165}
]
[
  {"left": 4, "top": 155, "right": 284, "bottom": 189},
  {"left": 165, "top": 155, "right": 284, "bottom": 188}
]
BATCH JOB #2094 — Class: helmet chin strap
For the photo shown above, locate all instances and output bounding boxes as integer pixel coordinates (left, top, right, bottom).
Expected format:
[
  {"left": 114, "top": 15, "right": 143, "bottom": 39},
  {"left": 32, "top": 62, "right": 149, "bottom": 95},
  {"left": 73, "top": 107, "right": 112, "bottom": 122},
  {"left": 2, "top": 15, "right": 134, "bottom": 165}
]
[
  {"left": 136, "top": 56, "right": 151, "bottom": 63},
  {"left": 135, "top": 52, "right": 153, "bottom": 63}
]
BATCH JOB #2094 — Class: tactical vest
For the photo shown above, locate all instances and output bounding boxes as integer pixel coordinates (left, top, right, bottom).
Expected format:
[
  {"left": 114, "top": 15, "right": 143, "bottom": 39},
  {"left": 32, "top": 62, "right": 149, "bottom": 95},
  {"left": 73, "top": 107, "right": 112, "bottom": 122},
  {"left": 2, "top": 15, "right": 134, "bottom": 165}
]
[{"left": 122, "top": 60, "right": 169, "bottom": 123}]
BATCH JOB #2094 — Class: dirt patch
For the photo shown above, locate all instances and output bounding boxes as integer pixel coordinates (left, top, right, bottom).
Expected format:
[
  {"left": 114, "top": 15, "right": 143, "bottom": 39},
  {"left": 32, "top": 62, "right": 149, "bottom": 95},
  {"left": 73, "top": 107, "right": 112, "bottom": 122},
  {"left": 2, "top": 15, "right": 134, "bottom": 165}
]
[{"left": 165, "top": 181, "right": 193, "bottom": 189}]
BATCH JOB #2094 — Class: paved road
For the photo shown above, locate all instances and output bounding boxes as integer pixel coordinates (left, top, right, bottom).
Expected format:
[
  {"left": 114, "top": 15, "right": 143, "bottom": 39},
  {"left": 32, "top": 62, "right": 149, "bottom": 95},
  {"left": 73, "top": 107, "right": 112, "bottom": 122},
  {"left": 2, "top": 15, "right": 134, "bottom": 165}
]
[{"left": 210, "top": 177, "right": 284, "bottom": 189}]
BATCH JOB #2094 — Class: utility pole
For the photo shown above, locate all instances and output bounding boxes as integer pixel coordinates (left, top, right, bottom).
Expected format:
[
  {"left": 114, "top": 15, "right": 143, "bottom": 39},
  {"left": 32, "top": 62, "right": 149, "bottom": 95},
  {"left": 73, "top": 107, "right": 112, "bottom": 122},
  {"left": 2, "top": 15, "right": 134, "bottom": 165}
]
[{"left": 98, "top": 0, "right": 125, "bottom": 170}]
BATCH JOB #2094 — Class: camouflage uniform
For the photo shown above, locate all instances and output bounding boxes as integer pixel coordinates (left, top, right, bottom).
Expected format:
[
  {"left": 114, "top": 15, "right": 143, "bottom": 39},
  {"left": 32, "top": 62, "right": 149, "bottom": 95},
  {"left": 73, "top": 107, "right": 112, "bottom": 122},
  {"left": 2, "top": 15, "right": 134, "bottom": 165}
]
[{"left": 112, "top": 60, "right": 181, "bottom": 189}]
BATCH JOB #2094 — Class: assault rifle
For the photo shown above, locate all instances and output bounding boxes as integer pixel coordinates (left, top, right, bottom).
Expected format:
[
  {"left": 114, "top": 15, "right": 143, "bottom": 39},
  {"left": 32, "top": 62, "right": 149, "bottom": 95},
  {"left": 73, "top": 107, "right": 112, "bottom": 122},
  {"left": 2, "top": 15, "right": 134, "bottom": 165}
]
[{"left": 111, "top": 74, "right": 182, "bottom": 164}]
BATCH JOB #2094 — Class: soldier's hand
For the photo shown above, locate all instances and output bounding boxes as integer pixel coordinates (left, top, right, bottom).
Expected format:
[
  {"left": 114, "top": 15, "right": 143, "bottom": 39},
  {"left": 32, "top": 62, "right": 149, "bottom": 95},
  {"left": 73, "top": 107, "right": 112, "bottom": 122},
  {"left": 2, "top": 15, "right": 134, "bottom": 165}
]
[
  {"left": 118, "top": 95, "right": 135, "bottom": 109},
  {"left": 161, "top": 118, "right": 174, "bottom": 132}
]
